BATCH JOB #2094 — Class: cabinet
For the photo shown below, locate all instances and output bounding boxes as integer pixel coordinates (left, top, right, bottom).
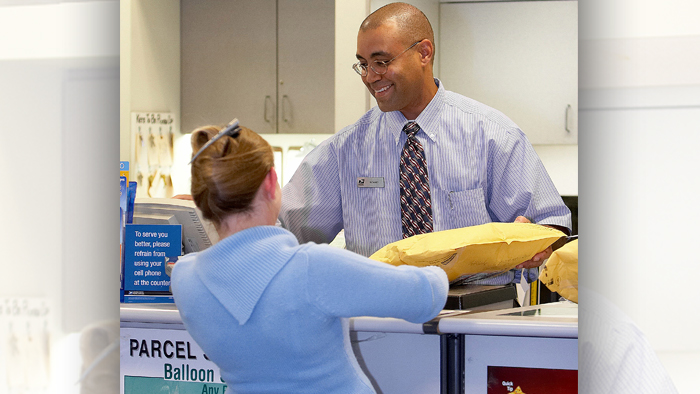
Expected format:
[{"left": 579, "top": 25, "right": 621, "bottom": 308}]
[
  {"left": 439, "top": 1, "right": 577, "bottom": 144},
  {"left": 181, "top": 0, "right": 335, "bottom": 134}
]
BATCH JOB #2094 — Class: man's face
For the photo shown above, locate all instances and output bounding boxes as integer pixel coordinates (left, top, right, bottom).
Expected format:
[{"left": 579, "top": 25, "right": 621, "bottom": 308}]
[{"left": 356, "top": 23, "right": 424, "bottom": 118}]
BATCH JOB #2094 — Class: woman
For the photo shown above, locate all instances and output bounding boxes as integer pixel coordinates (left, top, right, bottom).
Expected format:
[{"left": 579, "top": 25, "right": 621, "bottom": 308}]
[{"left": 171, "top": 122, "right": 448, "bottom": 393}]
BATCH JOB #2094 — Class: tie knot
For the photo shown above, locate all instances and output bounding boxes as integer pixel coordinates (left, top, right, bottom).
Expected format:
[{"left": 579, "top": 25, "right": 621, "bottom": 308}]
[{"left": 403, "top": 122, "right": 420, "bottom": 138}]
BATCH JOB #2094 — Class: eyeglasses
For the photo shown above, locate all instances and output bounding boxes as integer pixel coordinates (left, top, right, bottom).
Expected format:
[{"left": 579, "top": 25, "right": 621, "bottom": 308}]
[{"left": 352, "top": 41, "right": 422, "bottom": 77}]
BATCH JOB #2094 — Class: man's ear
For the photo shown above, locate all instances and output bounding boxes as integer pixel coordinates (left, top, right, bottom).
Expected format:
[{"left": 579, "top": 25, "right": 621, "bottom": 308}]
[{"left": 417, "top": 39, "right": 434, "bottom": 66}]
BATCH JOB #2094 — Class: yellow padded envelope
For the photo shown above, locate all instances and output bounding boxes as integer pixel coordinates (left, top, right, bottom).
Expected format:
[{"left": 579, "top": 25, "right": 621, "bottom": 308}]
[
  {"left": 370, "top": 222, "right": 565, "bottom": 283},
  {"left": 539, "top": 239, "right": 578, "bottom": 303}
]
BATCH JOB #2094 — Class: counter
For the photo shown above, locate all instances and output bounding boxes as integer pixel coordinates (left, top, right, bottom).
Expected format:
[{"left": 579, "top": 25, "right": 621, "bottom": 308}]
[{"left": 120, "top": 302, "right": 577, "bottom": 394}]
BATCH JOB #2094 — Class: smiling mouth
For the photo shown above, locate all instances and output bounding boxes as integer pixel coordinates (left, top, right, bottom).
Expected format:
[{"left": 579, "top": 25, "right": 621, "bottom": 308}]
[{"left": 373, "top": 84, "right": 392, "bottom": 95}]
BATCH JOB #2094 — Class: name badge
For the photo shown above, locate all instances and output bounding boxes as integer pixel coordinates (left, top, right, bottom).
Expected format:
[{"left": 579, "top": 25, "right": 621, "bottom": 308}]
[{"left": 357, "top": 177, "right": 385, "bottom": 188}]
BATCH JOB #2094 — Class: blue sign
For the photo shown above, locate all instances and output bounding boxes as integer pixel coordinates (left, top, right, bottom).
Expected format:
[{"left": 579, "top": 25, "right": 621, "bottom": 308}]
[{"left": 123, "top": 224, "right": 182, "bottom": 292}]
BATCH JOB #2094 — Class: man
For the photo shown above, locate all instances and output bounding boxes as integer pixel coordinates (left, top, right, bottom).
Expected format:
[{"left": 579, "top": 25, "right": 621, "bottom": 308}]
[{"left": 278, "top": 2, "right": 571, "bottom": 285}]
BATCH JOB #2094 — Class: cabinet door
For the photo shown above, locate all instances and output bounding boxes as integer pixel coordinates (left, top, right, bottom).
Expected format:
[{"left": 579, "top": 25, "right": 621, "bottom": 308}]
[
  {"left": 181, "top": 0, "right": 277, "bottom": 134},
  {"left": 277, "top": 0, "right": 335, "bottom": 134},
  {"left": 439, "top": 1, "right": 578, "bottom": 144}
]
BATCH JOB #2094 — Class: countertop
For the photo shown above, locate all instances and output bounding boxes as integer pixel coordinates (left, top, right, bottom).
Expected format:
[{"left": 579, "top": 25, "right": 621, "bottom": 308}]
[{"left": 120, "top": 301, "right": 577, "bottom": 338}]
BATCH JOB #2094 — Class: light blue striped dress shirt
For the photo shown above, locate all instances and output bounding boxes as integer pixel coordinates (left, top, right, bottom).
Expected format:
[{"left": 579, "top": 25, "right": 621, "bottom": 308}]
[{"left": 279, "top": 79, "right": 571, "bottom": 284}]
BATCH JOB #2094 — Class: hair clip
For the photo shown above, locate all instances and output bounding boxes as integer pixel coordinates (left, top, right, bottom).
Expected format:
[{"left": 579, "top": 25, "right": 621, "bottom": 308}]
[{"left": 189, "top": 118, "right": 241, "bottom": 164}]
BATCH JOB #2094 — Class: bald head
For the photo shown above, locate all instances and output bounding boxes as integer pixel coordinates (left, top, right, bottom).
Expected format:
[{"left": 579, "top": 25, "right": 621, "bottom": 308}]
[{"left": 360, "top": 2, "right": 434, "bottom": 50}]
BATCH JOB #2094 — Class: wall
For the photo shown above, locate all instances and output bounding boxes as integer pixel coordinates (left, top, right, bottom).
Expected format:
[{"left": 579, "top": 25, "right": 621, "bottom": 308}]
[
  {"left": 580, "top": 0, "right": 700, "bottom": 333},
  {"left": 122, "top": 0, "right": 372, "bottom": 162},
  {"left": 120, "top": 0, "right": 181, "bottom": 163},
  {"left": 0, "top": 2, "right": 119, "bottom": 392},
  {"left": 533, "top": 145, "right": 578, "bottom": 197},
  {"left": 335, "top": 0, "right": 372, "bottom": 131},
  {"left": 0, "top": 61, "right": 64, "bottom": 322},
  {"left": 580, "top": 0, "right": 700, "bottom": 391}
]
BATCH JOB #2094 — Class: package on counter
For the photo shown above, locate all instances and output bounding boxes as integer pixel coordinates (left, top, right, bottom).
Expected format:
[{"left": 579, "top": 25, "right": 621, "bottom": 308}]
[
  {"left": 370, "top": 222, "right": 565, "bottom": 283},
  {"left": 539, "top": 239, "right": 578, "bottom": 303}
]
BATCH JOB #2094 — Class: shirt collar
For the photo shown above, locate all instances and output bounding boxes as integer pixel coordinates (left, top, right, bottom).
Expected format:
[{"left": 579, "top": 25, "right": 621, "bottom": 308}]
[
  {"left": 390, "top": 78, "right": 445, "bottom": 146},
  {"left": 194, "top": 226, "right": 299, "bottom": 325}
]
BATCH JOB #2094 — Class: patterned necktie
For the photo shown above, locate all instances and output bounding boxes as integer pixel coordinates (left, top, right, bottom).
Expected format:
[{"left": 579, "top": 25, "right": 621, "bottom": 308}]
[{"left": 400, "top": 122, "right": 433, "bottom": 238}]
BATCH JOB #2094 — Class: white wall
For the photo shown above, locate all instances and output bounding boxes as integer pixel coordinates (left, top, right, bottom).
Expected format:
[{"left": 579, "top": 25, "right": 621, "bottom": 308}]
[
  {"left": 0, "top": 2, "right": 119, "bottom": 393},
  {"left": 580, "top": 0, "right": 700, "bottom": 334},
  {"left": 533, "top": 145, "right": 578, "bottom": 197},
  {"left": 0, "top": 61, "right": 64, "bottom": 320},
  {"left": 580, "top": 0, "right": 700, "bottom": 391},
  {"left": 335, "top": 0, "right": 372, "bottom": 131},
  {"left": 120, "top": 0, "right": 181, "bottom": 163}
]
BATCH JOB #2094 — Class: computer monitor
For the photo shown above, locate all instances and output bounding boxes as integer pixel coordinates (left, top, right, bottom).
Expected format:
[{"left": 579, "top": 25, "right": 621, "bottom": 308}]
[{"left": 132, "top": 198, "right": 219, "bottom": 255}]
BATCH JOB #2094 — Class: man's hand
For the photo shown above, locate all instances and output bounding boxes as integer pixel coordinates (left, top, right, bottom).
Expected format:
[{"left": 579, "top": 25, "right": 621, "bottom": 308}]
[
  {"left": 513, "top": 216, "right": 553, "bottom": 269},
  {"left": 172, "top": 194, "right": 194, "bottom": 201}
]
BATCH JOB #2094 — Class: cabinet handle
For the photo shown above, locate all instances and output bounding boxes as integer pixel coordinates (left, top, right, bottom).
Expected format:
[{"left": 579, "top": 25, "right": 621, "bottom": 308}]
[
  {"left": 264, "top": 95, "right": 274, "bottom": 123},
  {"left": 282, "top": 94, "right": 290, "bottom": 123},
  {"left": 565, "top": 104, "right": 572, "bottom": 133}
]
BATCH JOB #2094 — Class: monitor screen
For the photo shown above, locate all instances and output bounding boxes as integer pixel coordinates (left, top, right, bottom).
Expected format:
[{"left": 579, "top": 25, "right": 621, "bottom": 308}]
[{"left": 132, "top": 198, "right": 219, "bottom": 255}]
